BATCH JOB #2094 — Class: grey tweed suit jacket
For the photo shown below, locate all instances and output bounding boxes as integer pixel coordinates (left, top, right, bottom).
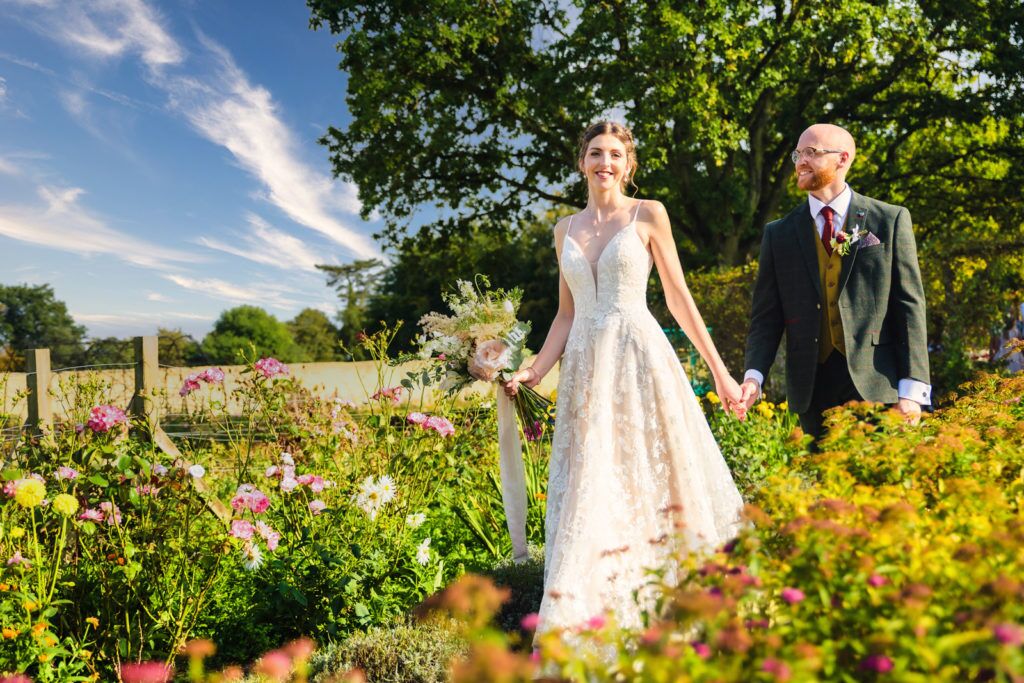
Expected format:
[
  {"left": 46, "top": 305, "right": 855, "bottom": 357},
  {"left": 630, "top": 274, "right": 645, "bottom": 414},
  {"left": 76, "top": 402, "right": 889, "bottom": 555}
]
[{"left": 744, "top": 191, "right": 930, "bottom": 415}]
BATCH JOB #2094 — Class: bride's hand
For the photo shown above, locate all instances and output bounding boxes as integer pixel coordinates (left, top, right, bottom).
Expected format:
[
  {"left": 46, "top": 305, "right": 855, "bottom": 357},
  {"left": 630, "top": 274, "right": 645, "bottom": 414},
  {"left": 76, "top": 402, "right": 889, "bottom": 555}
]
[
  {"left": 714, "top": 374, "right": 745, "bottom": 419},
  {"left": 503, "top": 366, "right": 540, "bottom": 397}
]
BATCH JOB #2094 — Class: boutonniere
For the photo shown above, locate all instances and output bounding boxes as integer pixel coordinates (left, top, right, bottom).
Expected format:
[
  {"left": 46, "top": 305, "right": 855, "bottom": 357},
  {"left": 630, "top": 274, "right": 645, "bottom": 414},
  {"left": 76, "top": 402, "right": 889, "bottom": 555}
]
[{"left": 831, "top": 209, "right": 867, "bottom": 256}]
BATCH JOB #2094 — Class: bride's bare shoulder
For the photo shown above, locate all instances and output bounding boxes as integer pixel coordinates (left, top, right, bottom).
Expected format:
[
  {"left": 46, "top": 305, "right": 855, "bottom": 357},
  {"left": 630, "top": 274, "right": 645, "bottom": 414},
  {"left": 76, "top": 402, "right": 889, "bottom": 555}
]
[{"left": 635, "top": 199, "right": 669, "bottom": 223}]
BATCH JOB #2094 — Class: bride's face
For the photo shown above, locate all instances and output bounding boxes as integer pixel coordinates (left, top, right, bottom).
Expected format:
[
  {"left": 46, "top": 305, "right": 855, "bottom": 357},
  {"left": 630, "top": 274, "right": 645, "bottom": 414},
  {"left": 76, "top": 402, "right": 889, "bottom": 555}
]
[{"left": 582, "top": 134, "right": 629, "bottom": 192}]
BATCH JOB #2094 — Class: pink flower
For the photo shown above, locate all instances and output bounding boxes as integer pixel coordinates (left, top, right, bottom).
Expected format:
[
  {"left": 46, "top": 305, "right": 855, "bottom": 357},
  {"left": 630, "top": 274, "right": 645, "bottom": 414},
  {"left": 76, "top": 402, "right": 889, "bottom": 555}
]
[
  {"left": 309, "top": 476, "right": 327, "bottom": 493},
  {"left": 297, "top": 474, "right": 315, "bottom": 486},
  {"left": 780, "top": 587, "right": 805, "bottom": 604},
  {"left": 98, "top": 501, "right": 122, "bottom": 525},
  {"left": 179, "top": 374, "right": 202, "bottom": 396},
  {"left": 407, "top": 412, "right": 428, "bottom": 425},
  {"left": 868, "top": 574, "right": 888, "bottom": 587},
  {"left": 524, "top": 420, "right": 544, "bottom": 442},
  {"left": 87, "top": 405, "right": 127, "bottom": 433},
  {"left": 424, "top": 415, "right": 455, "bottom": 437},
  {"left": 437, "top": 353, "right": 446, "bottom": 360},
  {"left": 0, "top": 674, "right": 33, "bottom": 683},
  {"left": 254, "top": 649, "right": 292, "bottom": 681},
  {"left": 691, "top": 641, "right": 711, "bottom": 659},
  {"left": 467, "top": 339, "right": 511, "bottom": 382},
  {"left": 200, "top": 367, "right": 225, "bottom": 383},
  {"left": 134, "top": 484, "right": 160, "bottom": 497},
  {"left": 280, "top": 477, "right": 298, "bottom": 493},
  {"left": 308, "top": 499, "right": 326, "bottom": 515},
  {"left": 762, "top": 658, "right": 791, "bottom": 681},
  {"left": 119, "top": 662, "right": 173, "bottom": 683},
  {"left": 3, "top": 480, "right": 16, "bottom": 497},
  {"left": 255, "top": 521, "right": 280, "bottom": 551},
  {"left": 79, "top": 508, "right": 104, "bottom": 522},
  {"left": 55, "top": 466, "right": 79, "bottom": 480},
  {"left": 584, "top": 615, "right": 606, "bottom": 631},
  {"left": 993, "top": 622, "right": 1024, "bottom": 646},
  {"left": 265, "top": 465, "right": 280, "bottom": 478},
  {"left": 7, "top": 551, "right": 29, "bottom": 566},
  {"left": 520, "top": 613, "right": 540, "bottom": 631},
  {"left": 254, "top": 357, "right": 289, "bottom": 379},
  {"left": 230, "top": 485, "right": 270, "bottom": 514},
  {"left": 371, "top": 386, "right": 403, "bottom": 404},
  {"left": 230, "top": 520, "right": 255, "bottom": 540},
  {"left": 859, "top": 655, "right": 894, "bottom": 673}
]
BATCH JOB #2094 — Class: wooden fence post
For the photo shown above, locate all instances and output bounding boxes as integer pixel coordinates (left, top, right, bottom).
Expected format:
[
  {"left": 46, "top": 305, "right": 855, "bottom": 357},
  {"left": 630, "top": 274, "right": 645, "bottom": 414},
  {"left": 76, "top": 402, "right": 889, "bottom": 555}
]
[
  {"left": 26, "top": 348, "right": 52, "bottom": 435},
  {"left": 131, "top": 336, "right": 159, "bottom": 428}
]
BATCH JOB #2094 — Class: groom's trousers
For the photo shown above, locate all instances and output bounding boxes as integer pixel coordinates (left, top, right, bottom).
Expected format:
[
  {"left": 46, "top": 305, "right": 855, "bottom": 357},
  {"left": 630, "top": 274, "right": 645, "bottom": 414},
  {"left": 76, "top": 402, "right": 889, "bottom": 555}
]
[{"left": 798, "top": 350, "right": 863, "bottom": 446}]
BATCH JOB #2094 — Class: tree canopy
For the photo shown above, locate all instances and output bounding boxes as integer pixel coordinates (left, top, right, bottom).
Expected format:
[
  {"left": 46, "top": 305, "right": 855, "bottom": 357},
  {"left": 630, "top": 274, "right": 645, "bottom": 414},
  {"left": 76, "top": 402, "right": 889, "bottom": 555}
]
[
  {"left": 0, "top": 284, "right": 87, "bottom": 369},
  {"left": 309, "top": 0, "right": 1024, "bottom": 265},
  {"left": 289, "top": 308, "right": 343, "bottom": 361},
  {"left": 201, "top": 306, "right": 301, "bottom": 364}
]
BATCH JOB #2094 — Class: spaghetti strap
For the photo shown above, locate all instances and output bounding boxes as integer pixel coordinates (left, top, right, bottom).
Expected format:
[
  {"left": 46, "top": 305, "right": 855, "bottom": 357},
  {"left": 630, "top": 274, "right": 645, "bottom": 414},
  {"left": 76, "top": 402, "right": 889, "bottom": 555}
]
[{"left": 631, "top": 200, "right": 643, "bottom": 224}]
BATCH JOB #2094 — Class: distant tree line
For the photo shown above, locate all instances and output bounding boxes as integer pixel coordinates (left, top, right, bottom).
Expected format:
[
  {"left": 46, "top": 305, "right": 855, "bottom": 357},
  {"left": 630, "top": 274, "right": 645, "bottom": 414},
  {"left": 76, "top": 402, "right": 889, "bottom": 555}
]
[{"left": 0, "top": 284, "right": 349, "bottom": 371}]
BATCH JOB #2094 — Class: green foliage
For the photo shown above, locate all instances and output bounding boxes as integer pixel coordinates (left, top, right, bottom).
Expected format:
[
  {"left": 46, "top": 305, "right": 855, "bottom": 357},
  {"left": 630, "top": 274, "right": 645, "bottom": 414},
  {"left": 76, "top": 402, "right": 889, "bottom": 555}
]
[
  {"left": 200, "top": 306, "right": 301, "bottom": 364},
  {"left": 0, "top": 284, "right": 86, "bottom": 370},
  {"left": 157, "top": 327, "right": 203, "bottom": 367},
  {"left": 316, "top": 259, "right": 384, "bottom": 360},
  {"left": 486, "top": 546, "right": 545, "bottom": 637},
  {"left": 308, "top": 619, "right": 467, "bottom": 683},
  {"left": 309, "top": 0, "right": 1024, "bottom": 267},
  {"left": 288, "top": 308, "right": 342, "bottom": 362},
  {"left": 80, "top": 337, "right": 133, "bottom": 366}
]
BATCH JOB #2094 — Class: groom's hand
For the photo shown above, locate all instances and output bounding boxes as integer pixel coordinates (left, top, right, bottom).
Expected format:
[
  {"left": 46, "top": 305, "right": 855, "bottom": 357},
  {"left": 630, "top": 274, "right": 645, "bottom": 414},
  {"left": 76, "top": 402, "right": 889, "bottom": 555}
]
[
  {"left": 735, "top": 379, "right": 760, "bottom": 420},
  {"left": 896, "top": 398, "right": 922, "bottom": 425}
]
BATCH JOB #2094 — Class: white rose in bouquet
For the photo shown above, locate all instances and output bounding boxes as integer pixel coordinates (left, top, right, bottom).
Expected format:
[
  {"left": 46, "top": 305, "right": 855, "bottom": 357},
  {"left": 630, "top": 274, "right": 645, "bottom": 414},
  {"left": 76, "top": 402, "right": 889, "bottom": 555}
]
[{"left": 467, "top": 339, "right": 512, "bottom": 382}]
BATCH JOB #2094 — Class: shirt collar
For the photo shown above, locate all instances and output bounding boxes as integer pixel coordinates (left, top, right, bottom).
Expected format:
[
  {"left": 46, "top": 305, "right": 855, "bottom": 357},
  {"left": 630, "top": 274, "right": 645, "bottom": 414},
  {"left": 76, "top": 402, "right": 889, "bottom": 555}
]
[{"left": 808, "top": 184, "right": 852, "bottom": 220}]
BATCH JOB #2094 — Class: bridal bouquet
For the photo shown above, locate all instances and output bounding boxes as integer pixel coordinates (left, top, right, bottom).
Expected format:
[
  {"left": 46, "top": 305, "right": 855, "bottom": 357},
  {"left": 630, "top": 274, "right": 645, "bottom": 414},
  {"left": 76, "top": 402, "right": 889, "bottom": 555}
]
[{"left": 416, "top": 277, "right": 552, "bottom": 440}]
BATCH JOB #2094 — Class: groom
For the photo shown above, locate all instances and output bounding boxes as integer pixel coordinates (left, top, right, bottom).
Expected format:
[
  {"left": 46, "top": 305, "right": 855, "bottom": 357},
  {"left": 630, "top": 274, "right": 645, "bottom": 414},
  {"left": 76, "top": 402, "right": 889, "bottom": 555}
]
[{"left": 735, "top": 123, "right": 931, "bottom": 442}]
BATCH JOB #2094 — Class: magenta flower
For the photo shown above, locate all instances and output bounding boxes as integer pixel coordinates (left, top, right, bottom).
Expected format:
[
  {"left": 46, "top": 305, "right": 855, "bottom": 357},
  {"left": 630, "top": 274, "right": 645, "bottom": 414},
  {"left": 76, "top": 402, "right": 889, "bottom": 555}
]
[
  {"left": 780, "top": 587, "right": 805, "bottom": 604},
  {"left": 308, "top": 499, "right": 327, "bottom": 515},
  {"left": 524, "top": 420, "right": 544, "bottom": 442},
  {"left": 179, "top": 374, "right": 202, "bottom": 396},
  {"left": 0, "top": 674, "right": 33, "bottom": 683},
  {"left": 230, "top": 520, "right": 255, "bottom": 540},
  {"left": 868, "top": 574, "right": 888, "bottom": 587},
  {"left": 371, "top": 385, "right": 403, "bottom": 404},
  {"left": 762, "top": 658, "right": 791, "bottom": 681},
  {"left": 119, "top": 662, "right": 173, "bottom": 683},
  {"left": 2, "top": 480, "right": 16, "bottom": 497},
  {"left": 296, "top": 474, "right": 315, "bottom": 486},
  {"left": 230, "top": 485, "right": 270, "bottom": 514},
  {"left": 78, "top": 508, "right": 104, "bottom": 522},
  {"left": 309, "top": 476, "right": 327, "bottom": 493},
  {"left": 407, "top": 412, "right": 428, "bottom": 425},
  {"left": 993, "top": 622, "right": 1024, "bottom": 646},
  {"left": 860, "top": 655, "right": 894, "bottom": 673},
  {"left": 424, "top": 415, "right": 455, "bottom": 437},
  {"left": 87, "top": 405, "right": 127, "bottom": 433},
  {"left": 55, "top": 466, "right": 79, "bottom": 480},
  {"left": 691, "top": 641, "right": 711, "bottom": 659},
  {"left": 520, "top": 613, "right": 540, "bottom": 631},
  {"left": 584, "top": 615, "right": 606, "bottom": 631},
  {"left": 98, "top": 501, "right": 122, "bottom": 525},
  {"left": 254, "top": 357, "right": 289, "bottom": 379}
]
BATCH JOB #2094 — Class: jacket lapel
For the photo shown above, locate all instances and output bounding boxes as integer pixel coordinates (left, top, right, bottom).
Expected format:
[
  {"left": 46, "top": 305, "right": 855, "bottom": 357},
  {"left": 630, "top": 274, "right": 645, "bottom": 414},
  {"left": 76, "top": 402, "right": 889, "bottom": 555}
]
[
  {"left": 838, "top": 192, "right": 869, "bottom": 294},
  {"left": 794, "top": 201, "right": 823, "bottom": 300}
]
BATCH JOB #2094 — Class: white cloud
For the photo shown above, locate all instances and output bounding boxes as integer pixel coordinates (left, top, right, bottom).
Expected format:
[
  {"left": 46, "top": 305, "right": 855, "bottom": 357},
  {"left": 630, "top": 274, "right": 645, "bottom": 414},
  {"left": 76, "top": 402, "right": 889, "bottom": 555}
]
[
  {"left": 163, "top": 274, "right": 303, "bottom": 310},
  {"left": 0, "top": 184, "right": 196, "bottom": 270},
  {"left": 161, "top": 35, "right": 376, "bottom": 259},
  {"left": 50, "top": 0, "right": 184, "bottom": 69},
  {"left": 71, "top": 309, "right": 215, "bottom": 339},
  {"left": 0, "top": 157, "right": 18, "bottom": 175},
  {"left": 146, "top": 291, "right": 172, "bottom": 302},
  {"left": 197, "top": 213, "right": 329, "bottom": 272},
  {"left": 0, "top": 76, "right": 7, "bottom": 103}
]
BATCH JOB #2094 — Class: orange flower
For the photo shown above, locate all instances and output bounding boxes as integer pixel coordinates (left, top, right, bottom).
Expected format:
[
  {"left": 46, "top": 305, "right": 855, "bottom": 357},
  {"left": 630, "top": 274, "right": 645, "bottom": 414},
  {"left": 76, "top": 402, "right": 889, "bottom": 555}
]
[
  {"left": 85, "top": 617, "right": 99, "bottom": 628},
  {"left": 2, "top": 627, "right": 19, "bottom": 639},
  {"left": 32, "top": 621, "right": 48, "bottom": 636}
]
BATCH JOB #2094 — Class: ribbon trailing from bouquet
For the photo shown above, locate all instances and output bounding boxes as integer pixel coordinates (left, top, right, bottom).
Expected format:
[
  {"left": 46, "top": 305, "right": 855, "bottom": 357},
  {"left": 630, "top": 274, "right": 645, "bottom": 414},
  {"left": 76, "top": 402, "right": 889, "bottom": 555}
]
[{"left": 496, "top": 388, "right": 528, "bottom": 563}]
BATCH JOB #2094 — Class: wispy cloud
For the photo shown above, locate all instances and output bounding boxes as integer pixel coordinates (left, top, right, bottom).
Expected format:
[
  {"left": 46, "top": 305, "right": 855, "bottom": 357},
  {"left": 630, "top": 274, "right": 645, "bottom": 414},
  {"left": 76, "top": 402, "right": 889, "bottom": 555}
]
[
  {"left": 0, "top": 76, "right": 7, "bottom": 104},
  {"left": 46, "top": 0, "right": 185, "bottom": 69},
  {"left": 161, "top": 35, "right": 375, "bottom": 259},
  {"left": 163, "top": 274, "right": 304, "bottom": 311},
  {"left": 0, "top": 157, "right": 18, "bottom": 175},
  {"left": 197, "top": 213, "right": 330, "bottom": 272},
  {"left": 146, "top": 292, "right": 172, "bottom": 302},
  {"left": 0, "top": 184, "right": 196, "bottom": 269}
]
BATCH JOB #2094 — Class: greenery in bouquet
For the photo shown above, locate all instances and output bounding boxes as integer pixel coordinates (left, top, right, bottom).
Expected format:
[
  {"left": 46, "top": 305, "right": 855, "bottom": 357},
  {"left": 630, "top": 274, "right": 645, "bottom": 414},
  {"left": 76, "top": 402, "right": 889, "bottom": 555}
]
[{"left": 415, "top": 276, "right": 552, "bottom": 441}]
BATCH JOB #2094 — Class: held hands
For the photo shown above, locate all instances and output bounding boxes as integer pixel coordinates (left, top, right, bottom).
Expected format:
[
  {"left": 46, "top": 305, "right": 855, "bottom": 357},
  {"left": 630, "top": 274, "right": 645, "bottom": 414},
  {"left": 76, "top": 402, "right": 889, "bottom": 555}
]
[
  {"left": 503, "top": 366, "right": 541, "bottom": 398},
  {"left": 727, "top": 378, "right": 761, "bottom": 421},
  {"left": 714, "top": 374, "right": 746, "bottom": 420}
]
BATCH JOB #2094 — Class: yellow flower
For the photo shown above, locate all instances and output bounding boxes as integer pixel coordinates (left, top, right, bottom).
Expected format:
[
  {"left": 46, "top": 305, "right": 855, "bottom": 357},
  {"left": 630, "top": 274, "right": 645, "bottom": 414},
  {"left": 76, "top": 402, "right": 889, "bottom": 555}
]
[
  {"left": 706, "top": 391, "right": 720, "bottom": 405},
  {"left": 549, "top": 389, "right": 558, "bottom": 401},
  {"left": 756, "top": 402, "right": 776, "bottom": 419},
  {"left": 2, "top": 627, "right": 18, "bottom": 639},
  {"left": 14, "top": 479, "right": 46, "bottom": 508},
  {"left": 85, "top": 617, "right": 99, "bottom": 628},
  {"left": 779, "top": 401, "right": 788, "bottom": 411},
  {"left": 38, "top": 653, "right": 49, "bottom": 663},
  {"left": 52, "top": 493, "right": 79, "bottom": 517},
  {"left": 9, "top": 527, "right": 25, "bottom": 539},
  {"left": 23, "top": 601, "right": 38, "bottom": 612}
]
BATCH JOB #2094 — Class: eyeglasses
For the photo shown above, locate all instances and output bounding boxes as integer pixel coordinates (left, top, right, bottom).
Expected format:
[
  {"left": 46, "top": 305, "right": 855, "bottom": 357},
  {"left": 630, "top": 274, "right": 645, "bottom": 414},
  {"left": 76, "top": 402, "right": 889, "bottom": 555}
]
[{"left": 790, "top": 147, "right": 845, "bottom": 164}]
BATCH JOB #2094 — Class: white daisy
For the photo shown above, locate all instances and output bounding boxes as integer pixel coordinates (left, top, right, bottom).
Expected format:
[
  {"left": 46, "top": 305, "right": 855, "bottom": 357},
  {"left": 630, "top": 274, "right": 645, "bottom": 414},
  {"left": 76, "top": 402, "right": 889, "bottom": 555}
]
[
  {"left": 416, "top": 537, "right": 431, "bottom": 565},
  {"left": 378, "top": 475, "right": 397, "bottom": 504},
  {"left": 406, "top": 512, "right": 426, "bottom": 528},
  {"left": 241, "top": 541, "right": 264, "bottom": 571}
]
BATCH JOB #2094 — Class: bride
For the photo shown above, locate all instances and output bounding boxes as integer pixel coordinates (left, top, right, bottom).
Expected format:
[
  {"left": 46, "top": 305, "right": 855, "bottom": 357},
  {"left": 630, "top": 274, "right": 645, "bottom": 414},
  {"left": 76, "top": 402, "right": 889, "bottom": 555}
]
[{"left": 504, "top": 121, "right": 746, "bottom": 636}]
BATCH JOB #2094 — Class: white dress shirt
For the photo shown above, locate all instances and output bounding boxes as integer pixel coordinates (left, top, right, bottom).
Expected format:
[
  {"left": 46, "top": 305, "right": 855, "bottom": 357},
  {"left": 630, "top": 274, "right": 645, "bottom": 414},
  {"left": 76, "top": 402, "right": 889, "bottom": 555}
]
[{"left": 744, "top": 185, "right": 932, "bottom": 406}]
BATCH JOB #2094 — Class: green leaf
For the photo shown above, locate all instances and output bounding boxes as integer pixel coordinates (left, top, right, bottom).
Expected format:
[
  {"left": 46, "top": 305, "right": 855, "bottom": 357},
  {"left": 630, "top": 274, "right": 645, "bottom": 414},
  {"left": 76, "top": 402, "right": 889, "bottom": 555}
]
[{"left": 87, "top": 474, "right": 109, "bottom": 487}]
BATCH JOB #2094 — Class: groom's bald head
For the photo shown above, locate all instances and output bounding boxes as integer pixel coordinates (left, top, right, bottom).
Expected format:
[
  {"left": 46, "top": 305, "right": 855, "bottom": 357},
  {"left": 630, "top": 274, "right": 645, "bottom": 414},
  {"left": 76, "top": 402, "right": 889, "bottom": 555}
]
[{"left": 799, "top": 124, "right": 856, "bottom": 167}]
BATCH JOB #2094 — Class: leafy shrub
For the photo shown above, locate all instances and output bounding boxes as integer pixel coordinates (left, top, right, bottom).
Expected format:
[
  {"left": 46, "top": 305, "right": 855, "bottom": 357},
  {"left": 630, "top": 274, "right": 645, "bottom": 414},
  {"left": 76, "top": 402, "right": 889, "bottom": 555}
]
[{"left": 486, "top": 545, "right": 545, "bottom": 637}]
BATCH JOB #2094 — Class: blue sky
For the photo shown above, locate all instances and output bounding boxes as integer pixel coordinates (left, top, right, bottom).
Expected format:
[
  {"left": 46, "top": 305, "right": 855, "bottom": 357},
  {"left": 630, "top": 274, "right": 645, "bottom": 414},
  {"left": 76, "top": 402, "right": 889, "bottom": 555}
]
[{"left": 0, "top": 0, "right": 380, "bottom": 340}]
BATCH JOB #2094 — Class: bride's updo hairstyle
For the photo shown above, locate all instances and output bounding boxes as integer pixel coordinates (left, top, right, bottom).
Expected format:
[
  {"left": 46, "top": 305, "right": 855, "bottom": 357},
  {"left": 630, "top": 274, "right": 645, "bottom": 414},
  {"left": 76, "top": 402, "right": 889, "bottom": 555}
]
[{"left": 577, "top": 120, "right": 638, "bottom": 192}]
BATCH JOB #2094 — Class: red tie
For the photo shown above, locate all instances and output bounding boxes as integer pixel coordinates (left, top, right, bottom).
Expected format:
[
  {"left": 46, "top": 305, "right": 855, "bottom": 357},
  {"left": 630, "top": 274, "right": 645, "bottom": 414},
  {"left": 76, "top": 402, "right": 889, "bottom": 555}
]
[{"left": 820, "top": 206, "right": 835, "bottom": 256}]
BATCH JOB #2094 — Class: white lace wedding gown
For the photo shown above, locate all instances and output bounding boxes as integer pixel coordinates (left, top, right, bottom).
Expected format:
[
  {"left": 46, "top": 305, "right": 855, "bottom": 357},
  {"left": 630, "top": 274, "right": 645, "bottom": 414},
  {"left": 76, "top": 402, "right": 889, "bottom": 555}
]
[{"left": 538, "top": 203, "right": 744, "bottom": 636}]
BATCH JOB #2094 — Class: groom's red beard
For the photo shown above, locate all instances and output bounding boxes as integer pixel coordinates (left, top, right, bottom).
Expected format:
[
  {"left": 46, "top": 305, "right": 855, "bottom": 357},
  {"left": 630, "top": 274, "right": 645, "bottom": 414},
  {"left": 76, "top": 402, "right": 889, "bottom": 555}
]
[{"left": 796, "top": 165, "right": 838, "bottom": 191}]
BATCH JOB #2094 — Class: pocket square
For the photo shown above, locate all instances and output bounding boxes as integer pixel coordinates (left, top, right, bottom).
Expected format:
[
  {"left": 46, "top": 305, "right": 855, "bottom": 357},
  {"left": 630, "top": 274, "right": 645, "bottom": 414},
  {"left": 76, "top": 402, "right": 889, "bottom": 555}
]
[{"left": 858, "top": 232, "right": 882, "bottom": 248}]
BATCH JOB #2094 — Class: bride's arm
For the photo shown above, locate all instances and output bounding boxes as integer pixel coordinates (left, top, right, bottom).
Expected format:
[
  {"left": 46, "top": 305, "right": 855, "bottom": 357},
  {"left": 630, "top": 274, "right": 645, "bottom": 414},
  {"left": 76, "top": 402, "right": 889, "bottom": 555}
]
[
  {"left": 504, "top": 217, "right": 575, "bottom": 394},
  {"left": 645, "top": 202, "right": 742, "bottom": 407}
]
